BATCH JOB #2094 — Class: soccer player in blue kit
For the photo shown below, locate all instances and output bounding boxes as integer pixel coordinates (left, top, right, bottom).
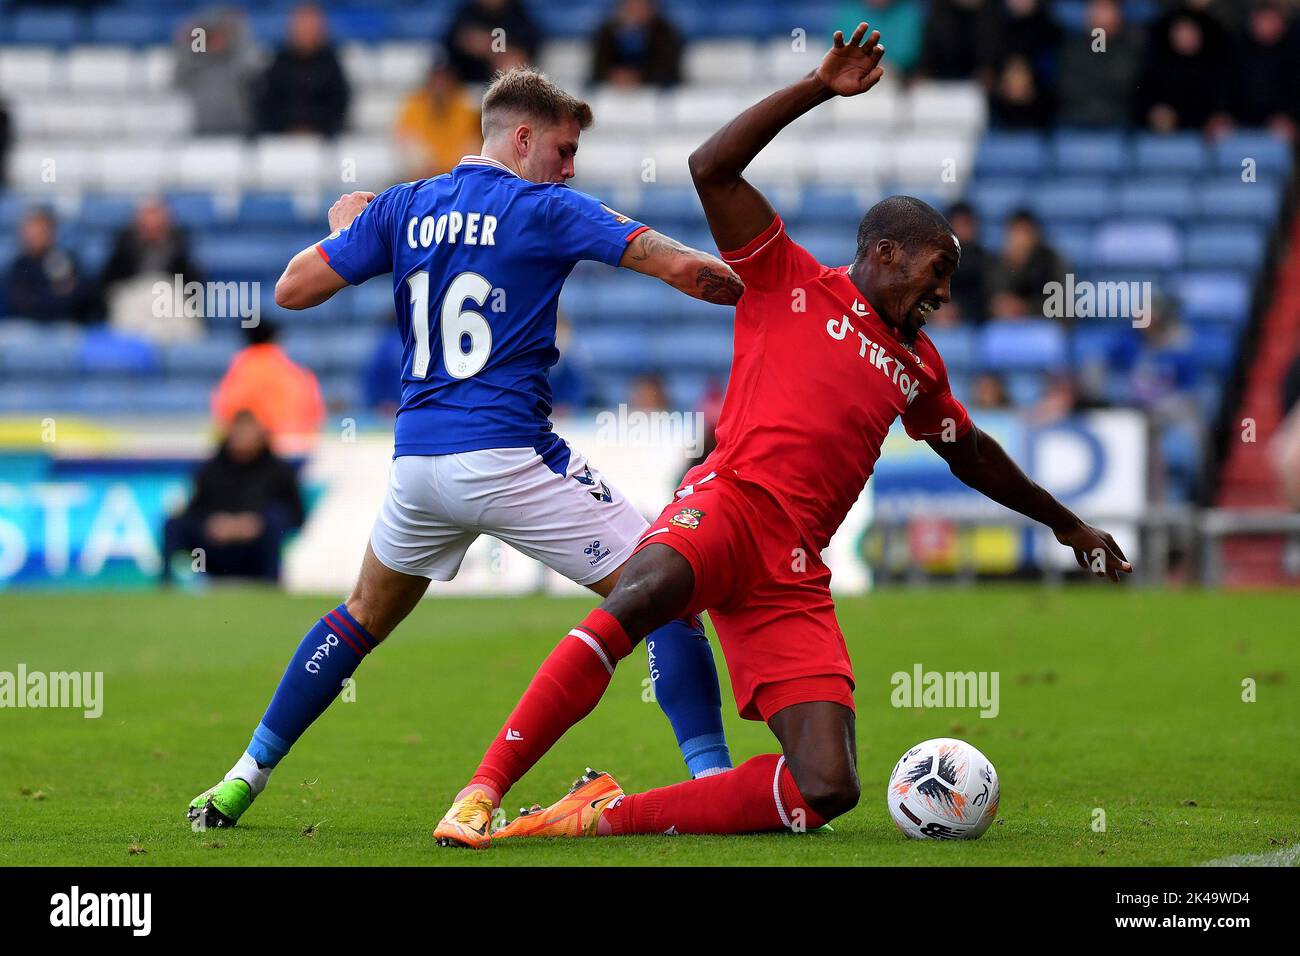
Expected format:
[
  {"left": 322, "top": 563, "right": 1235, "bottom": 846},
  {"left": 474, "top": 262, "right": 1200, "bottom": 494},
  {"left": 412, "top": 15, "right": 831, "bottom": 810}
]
[{"left": 186, "top": 69, "right": 745, "bottom": 846}]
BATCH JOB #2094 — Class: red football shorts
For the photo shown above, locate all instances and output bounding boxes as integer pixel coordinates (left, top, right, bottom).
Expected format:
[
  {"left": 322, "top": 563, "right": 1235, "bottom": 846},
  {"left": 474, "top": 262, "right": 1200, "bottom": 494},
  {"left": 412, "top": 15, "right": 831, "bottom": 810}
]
[{"left": 633, "top": 473, "right": 855, "bottom": 722}]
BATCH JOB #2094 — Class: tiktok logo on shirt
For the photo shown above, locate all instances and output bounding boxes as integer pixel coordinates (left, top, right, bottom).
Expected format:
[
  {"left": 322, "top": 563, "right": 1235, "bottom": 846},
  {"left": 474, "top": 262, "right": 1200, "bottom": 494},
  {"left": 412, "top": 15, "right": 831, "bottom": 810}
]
[{"left": 825, "top": 302, "right": 923, "bottom": 406}]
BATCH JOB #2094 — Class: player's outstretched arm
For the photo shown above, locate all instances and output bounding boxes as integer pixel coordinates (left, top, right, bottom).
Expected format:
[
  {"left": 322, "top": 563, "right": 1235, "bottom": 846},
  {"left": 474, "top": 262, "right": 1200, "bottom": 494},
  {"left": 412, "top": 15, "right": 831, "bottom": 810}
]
[
  {"left": 619, "top": 228, "right": 744, "bottom": 305},
  {"left": 927, "top": 425, "right": 1134, "bottom": 583},
  {"left": 274, "top": 191, "right": 373, "bottom": 310},
  {"left": 688, "top": 23, "right": 885, "bottom": 252}
]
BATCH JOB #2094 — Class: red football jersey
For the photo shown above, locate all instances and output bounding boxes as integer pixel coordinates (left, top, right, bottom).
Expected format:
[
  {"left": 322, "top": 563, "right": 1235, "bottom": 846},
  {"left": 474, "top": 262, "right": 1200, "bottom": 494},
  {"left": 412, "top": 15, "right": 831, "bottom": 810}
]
[{"left": 685, "top": 215, "right": 972, "bottom": 552}]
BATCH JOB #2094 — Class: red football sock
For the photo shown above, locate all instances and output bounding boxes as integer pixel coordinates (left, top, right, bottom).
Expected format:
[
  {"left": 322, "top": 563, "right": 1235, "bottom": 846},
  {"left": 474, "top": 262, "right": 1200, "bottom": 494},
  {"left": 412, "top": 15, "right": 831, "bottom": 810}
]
[
  {"left": 469, "top": 608, "right": 634, "bottom": 799},
  {"left": 604, "top": 754, "right": 827, "bottom": 835}
]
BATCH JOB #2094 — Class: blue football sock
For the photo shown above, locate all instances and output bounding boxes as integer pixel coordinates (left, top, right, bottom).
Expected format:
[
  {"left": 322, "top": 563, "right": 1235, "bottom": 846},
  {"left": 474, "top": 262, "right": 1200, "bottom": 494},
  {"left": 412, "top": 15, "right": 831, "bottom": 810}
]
[
  {"left": 646, "top": 615, "right": 732, "bottom": 778},
  {"left": 247, "top": 604, "right": 378, "bottom": 769}
]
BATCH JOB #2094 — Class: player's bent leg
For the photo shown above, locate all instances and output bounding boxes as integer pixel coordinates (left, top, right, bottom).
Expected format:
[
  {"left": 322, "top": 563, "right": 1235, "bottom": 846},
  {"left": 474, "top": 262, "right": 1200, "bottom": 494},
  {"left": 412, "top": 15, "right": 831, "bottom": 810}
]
[
  {"left": 767, "top": 700, "right": 860, "bottom": 823},
  {"left": 188, "top": 545, "right": 429, "bottom": 830},
  {"left": 436, "top": 544, "right": 695, "bottom": 847}
]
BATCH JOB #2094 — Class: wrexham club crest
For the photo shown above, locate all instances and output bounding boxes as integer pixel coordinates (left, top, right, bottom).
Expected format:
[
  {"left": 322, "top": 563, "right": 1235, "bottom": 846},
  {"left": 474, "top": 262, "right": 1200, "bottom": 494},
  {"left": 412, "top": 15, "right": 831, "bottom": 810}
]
[{"left": 669, "top": 508, "right": 705, "bottom": 530}]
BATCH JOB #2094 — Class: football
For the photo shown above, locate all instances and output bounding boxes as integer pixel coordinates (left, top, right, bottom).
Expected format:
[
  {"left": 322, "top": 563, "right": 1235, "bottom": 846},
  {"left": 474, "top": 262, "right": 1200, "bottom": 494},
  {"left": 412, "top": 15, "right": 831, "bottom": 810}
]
[{"left": 887, "top": 738, "right": 999, "bottom": 840}]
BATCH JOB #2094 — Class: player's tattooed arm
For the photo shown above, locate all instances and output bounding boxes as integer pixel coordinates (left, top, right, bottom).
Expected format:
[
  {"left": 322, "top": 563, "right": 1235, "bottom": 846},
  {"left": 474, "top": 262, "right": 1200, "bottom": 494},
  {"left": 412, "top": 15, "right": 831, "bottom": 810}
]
[
  {"left": 689, "top": 23, "right": 885, "bottom": 252},
  {"left": 619, "top": 228, "right": 744, "bottom": 305},
  {"left": 927, "top": 425, "right": 1133, "bottom": 583}
]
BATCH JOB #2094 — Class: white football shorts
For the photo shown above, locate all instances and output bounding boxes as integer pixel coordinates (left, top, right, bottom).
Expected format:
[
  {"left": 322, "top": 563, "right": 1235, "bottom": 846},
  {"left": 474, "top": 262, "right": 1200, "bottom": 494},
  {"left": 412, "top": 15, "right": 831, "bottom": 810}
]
[{"left": 369, "top": 441, "right": 649, "bottom": 586}]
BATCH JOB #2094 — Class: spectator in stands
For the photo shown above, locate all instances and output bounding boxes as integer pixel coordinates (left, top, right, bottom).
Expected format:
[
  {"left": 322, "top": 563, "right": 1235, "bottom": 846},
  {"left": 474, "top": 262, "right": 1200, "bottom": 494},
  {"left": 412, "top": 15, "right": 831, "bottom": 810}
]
[
  {"left": 394, "top": 48, "right": 483, "bottom": 179},
  {"left": 628, "top": 372, "right": 670, "bottom": 410},
  {"left": 834, "top": 1, "right": 924, "bottom": 77},
  {"left": 1214, "top": 0, "right": 1300, "bottom": 141},
  {"left": 590, "top": 0, "right": 684, "bottom": 88},
  {"left": 970, "top": 372, "right": 1011, "bottom": 409},
  {"left": 161, "top": 409, "right": 305, "bottom": 585},
  {"left": 444, "top": 0, "right": 542, "bottom": 83},
  {"left": 174, "top": 6, "right": 262, "bottom": 136},
  {"left": 1137, "top": 2, "right": 1229, "bottom": 131},
  {"left": 256, "top": 3, "right": 350, "bottom": 137},
  {"left": 918, "top": 0, "right": 1001, "bottom": 83},
  {"left": 986, "top": 209, "right": 1068, "bottom": 320},
  {"left": 362, "top": 313, "right": 403, "bottom": 417},
  {"left": 5, "top": 207, "right": 92, "bottom": 323},
  {"left": 213, "top": 321, "right": 325, "bottom": 451},
  {"left": 986, "top": 0, "right": 1060, "bottom": 127},
  {"left": 946, "top": 201, "right": 988, "bottom": 323},
  {"left": 989, "top": 54, "right": 1055, "bottom": 128},
  {"left": 100, "top": 198, "right": 205, "bottom": 343},
  {"left": 1057, "top": 0, "right": 1142, "bottom": 127}
]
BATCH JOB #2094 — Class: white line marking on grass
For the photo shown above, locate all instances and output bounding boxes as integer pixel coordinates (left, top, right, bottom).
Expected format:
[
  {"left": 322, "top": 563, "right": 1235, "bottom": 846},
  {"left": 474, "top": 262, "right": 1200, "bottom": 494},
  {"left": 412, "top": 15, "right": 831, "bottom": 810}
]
[{"left": 1200, "top": 845, "right": 1300, "bottom": 867}]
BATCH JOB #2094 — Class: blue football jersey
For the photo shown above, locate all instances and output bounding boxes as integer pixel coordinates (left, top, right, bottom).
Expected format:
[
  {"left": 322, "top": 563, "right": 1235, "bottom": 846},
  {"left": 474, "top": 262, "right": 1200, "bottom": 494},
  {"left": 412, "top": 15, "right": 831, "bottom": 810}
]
[{"left": 317, "top": 155, "right": 647, "bottom": 457}]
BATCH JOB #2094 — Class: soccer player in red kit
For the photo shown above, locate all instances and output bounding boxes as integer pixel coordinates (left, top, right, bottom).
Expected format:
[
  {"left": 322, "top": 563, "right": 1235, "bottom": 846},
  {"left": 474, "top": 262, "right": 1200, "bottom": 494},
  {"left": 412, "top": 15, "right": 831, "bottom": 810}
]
[{"left": 434, "top": 23, "right": 1132, "bottom": 844}]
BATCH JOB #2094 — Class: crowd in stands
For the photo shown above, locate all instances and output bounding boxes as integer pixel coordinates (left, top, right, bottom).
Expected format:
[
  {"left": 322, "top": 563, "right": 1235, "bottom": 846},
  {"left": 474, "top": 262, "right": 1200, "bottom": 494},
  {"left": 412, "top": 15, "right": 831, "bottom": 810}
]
[{"left": 0, "top": 0, "right": 1296, "bottom": 515}]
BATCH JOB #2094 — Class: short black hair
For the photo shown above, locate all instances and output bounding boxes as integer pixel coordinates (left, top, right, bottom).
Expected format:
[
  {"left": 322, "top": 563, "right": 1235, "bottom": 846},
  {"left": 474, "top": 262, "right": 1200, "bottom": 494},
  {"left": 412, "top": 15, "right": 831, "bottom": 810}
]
[
  {"left": 855, "top": 196, "right": 955, "bottom": 261},
  {"left": 246, "top": 320, "right": 277, "bottom": 346}
]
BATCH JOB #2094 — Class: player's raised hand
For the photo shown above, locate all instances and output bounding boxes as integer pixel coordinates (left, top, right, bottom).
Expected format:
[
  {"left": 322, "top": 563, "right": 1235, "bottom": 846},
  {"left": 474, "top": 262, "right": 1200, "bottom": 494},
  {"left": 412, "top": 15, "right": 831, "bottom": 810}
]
[
  {"left": 328, "top": 191, "right": 376, "bottom": 232},
  {"left": 815, "top": 23, "right": 886, "bottom": 97},
  {"left": 1054, "top": 521, "right": 1133, "bottom": 583}
]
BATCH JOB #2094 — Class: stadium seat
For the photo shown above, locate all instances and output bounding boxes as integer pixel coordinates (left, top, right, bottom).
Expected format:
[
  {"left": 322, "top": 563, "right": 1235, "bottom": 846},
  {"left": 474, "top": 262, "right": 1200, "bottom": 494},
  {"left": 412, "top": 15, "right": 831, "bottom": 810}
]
[
  {"left": 66, "top": 46, "right": 141, "bottom": 92},
  {"left": 1212, "top": 132, "right": 1292, "bottom": 176},
  {"left": 906, "top": 82, "right": 988, "bottom": 134},
  {"left": 975, "top": 133, "right": 1047, "bottom": 176},
  {"left": 1134, "top": 133, "right": 1208, "bottom": 175},
  {"left": 9, "top": 11, "right": 84, "bottom": 46},
  {"left": 1093, "top": 220, "right": 1182, "bottom": 270},
  {"left": 683, "top": 40, "right": 762, "bottom": 87},
  {"left": 1174, "top": 272, "right": 1252, "bottom": 325},
  {"left": 1032, "top": 178, "right": 1114, "bottom": 222},
  {"left": 89, "top": 10, "right": 171, "bottom": 46},
  {"left": 923, "top": 326, "right": 976, "bottom": 372},
  {"left": 78, "top": 330, "right": 160, "bottom": 375},
  {"left": 1116, "top": 179, "right": 1196, "bottom": 220},
  {"left": 1184, "top": 225, "right": 1266, "bottom": 271},
  {"left": 1189, "top": 325, "right": 1237, "bottom": 372},
  {"left": 1050, "top": 130, "right": 1130, "bottom": 175},
  {"left": 978, "top": 320, "right": 1069, "bottom": 372},
  {"left": 1198, "top": 179, "right": 1282, "bottom": 224},
  {"left": 0, "top": 47, "right": 57, "bottom": 92}
]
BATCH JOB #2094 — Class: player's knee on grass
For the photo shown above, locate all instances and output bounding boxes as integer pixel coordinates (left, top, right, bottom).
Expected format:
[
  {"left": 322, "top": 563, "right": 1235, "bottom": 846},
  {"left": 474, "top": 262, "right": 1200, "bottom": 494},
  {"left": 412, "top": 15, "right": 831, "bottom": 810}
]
[
  {"left": 601, "top": 544, "right": 695, "bottom": 642},
  {"left": 789, "top": 760, "right": 861, "bottom": 822}
]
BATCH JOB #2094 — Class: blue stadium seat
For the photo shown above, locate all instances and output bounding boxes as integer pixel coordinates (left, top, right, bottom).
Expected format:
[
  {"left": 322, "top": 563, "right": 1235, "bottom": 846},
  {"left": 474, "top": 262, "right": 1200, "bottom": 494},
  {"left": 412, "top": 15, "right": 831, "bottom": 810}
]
[
  {"left": 923, "top": 326, "right": 976, "bottom": 372},
  {"left": 1005, "top": 371, "right": 1049, "bottom": 406},
  {"left": 576, "top": 325, "right": 654, "bottom": 373},
  {"left": 79, "top": 330, "right": 160, "bottom": 375},
  {"left": 1198, "top": 180, "right": 1282, "bottom": 224},
  {"left": 648, "top": 327, "right": 733, "bottom": 372},
  {"left": 1050, "top": 130, "right": 1129, "bottom": 175},
  {"left": 160, "top": 339, "right": 239, "bottom": 376},
  {"left": 1031, "top": 179, "right": 1114, "bottom": 222},
  {"left": 0, "top": 336, "right": 80, "bottom": 376},
  {"left": 77, "top": 194, "right": 139, "bottom": 230},
  {"left": 166, "top": 193, "right": 222, "bottom": 230},
  {"left": 89, "top": 10, "right": 171, "bottom": 45},
  {"left": 8, "top": 10, "right": 85, "bottom": 45},
  {"left": 1117, "top": 179, "right": 1196, "bottom": 219},
  {"left": 1134, "top": 134, "right": 1208, "bottom": 175},
  {"left": 975, "top": 133, "right": 1047, "bottom": 176},
  {"left": 1189, "top": 325, "right": 1237, "bottom": 372},
  {"left": 1043, "top": 223, "right": 1093, "bottom": 268},
  {"left": 390, "top": 7, "right": 453, "bottom": 38},
  {"left": 1071, "top": 325, "right": 1131, "bottom": 367},
  {"left": 1183, "top": 225, "right": 1266, "bottom": 271},
  {"left": 1212, "top": 132, "right": 1293, "bottom": 177},
  {"left": 977, "top": 320, "right": 1069, "bottom": 372},
  {"left": 1174, "top": 272, "right": 1251, "bottom": 325},
  {"left": 1093, "top": 220, "right": 1182, "bottom": 269},
  {"left": 325, "top": 7, "right": 394, "bottom": 43},
  {"left": 237, "top": 192, "right": 303, "bottom": 226},
  {"left": 969, "top": 180, "right": 1030, "bottom": 223}
]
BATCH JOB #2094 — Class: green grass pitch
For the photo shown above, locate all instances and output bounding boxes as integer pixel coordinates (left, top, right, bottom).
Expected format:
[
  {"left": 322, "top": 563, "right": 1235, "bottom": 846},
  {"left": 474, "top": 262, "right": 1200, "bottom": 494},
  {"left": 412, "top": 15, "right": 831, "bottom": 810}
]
[{"left": 1, "top": 586, "right": 1295, "bottom": 866}]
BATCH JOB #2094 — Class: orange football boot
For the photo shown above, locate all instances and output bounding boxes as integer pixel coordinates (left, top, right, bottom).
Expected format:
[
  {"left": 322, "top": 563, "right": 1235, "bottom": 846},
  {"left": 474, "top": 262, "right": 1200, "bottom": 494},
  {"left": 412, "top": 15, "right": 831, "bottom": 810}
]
[
  {"left": 433, "top": 788, "right": 495, "bottom": 849},
  {"left": 494, "top": 768, "right": 624, "bottom": 839}
]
